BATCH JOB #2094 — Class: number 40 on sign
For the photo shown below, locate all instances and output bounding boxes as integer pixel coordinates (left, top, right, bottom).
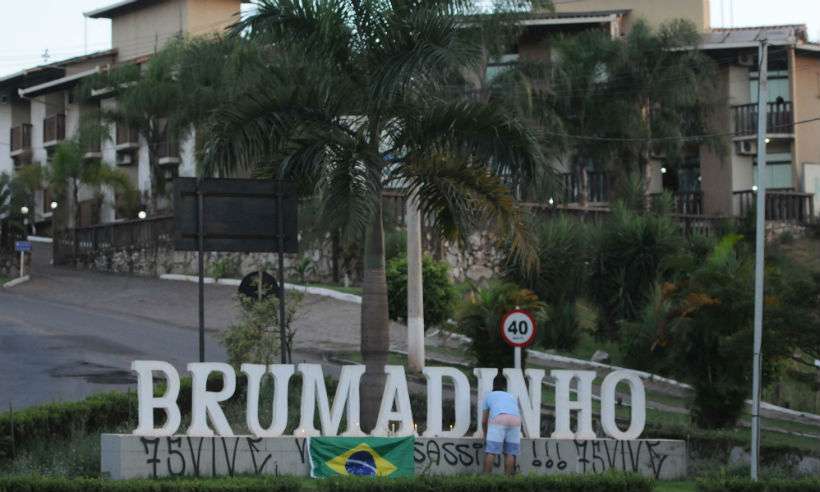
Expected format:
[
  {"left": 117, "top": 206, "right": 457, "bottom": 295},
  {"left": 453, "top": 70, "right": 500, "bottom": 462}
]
[{"left": 500, "top": 309, "right": 537, "bottom": 369}]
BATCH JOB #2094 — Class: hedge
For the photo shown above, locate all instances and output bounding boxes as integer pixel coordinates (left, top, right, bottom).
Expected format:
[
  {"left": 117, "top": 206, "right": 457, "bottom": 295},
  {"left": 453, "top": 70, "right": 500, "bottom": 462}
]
[
  {"left": 0, "top": 476, "right": 302, "bottom": 492},
  {"left": 322, "top": 475, "right": 654, "bottom": 492},
  {"left": 0, "top": 376, "right": 238, "bottom": 460},
  {"left": 0, "top": 475, "right": 652, "bottom": 492},
  {"left": 698, "top": 478, "right": 820, "bottom": 491}
]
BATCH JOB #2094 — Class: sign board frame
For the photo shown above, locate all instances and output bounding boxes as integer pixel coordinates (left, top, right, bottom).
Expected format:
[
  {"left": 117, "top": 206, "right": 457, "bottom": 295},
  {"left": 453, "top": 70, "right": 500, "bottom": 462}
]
[
  {"left": 173, "top": 178, "right": 298, "bottom": 253},
  {"left": 500, "top": 309, "right": 537, "bottom": 348},
  {"left": 14, "top": 241, "right": 32, "bottom": 252},
  {"left": 172, "top": 177, "right": 299, "bottom": 365}
]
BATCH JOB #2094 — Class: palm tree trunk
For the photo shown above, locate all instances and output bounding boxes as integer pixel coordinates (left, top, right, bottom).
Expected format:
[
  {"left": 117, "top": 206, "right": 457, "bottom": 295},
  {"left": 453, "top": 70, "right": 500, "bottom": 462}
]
[
  {"left": 360, "top": 199, "right": 390, "bottom": 431},
  {"left": 73, "top": 178, "right": 80, "bottom": 268}
]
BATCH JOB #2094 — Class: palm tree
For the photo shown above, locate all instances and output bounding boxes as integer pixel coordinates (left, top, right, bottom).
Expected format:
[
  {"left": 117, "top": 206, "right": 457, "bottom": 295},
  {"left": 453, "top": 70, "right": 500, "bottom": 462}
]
[
  {"left": 85, "top": 43, "right": 187, "bottom": 214},
  {"left": 200, "top": 0, "right": 550, "bottom": 428},
  {"left": 607, "top": 20, "right": 722, "bottom": 204},
  {"left": 49, "top": 135, "right": 138, "bottom": 229}
]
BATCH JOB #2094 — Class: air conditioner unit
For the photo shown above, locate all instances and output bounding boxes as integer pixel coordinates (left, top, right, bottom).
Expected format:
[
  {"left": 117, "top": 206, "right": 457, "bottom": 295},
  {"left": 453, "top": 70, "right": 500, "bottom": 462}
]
[
  {"left": 116, "top": 152, "right": 134, "bottom": 166},
  {"left": 738, "top": 53, "right": 756, "bottom": 67},
  {"left": 736, "top": 140, "right": 757, "bottom": 155},
  {"left": 651, "top": 145, "right": 667, "bottom": 159}
]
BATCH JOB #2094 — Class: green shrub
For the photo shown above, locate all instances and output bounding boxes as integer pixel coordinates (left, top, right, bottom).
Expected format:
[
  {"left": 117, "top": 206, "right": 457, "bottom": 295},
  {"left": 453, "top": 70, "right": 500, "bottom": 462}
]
[
  {"left": 220, "top": 293, "right": 303, "bottom": 368},
  {"left": 541, "top": 303, "right": 582, "bottom": 352},
  {"left": 507, "top": 216, "right": 587, "bottom": 351},
  {"left": 588, "top": 204, "right": 681, "bottom": 340},
  {"left": 386, "top": 255, "right": 456, "bottom": 329},
  {"left": 457, "top": 281, "right": 546, "bottom": 368},
  {"left": 208, "top": 255, "right": 242, "bottom": 280},
  {"left": 697, "top": 478, "right": 820, "bottom": 492},
  {"left": 384, "top": 228, "right": 407, "bottom": 263},
  {"left": 0, "top": 375, "right": 242, "bottom": 461},
  {"left": 0, "top": 476, "right": 302, "bottom": 492},
  {"left": 0, "top": 392, "right": 134, "bottom": 461},
  {"left": 0, "top": 474, "right": 652, "bottom": 492},
  {"left": 323, "top": 474, "right": 652, "bottom": 492}
]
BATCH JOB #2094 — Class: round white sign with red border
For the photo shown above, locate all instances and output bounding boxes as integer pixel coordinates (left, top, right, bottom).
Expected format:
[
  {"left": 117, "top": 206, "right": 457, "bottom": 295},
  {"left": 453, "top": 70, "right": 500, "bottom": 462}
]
[{"left": 499, "top": 309, "right": 537, "bottom": 348}]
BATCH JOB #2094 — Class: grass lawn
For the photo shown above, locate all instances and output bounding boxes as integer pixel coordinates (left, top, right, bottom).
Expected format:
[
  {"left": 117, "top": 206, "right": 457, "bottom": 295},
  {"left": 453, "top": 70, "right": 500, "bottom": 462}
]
[
  {"left": 0, "top": 276, "right": 9, "bottom": 285},
  {"left": 778, "top": 237, "right": 820, "bottom": 273}
]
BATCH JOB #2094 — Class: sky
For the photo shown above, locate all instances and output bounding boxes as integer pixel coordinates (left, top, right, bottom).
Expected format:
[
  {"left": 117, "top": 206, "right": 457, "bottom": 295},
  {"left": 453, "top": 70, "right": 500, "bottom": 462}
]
[{"left": 0, "top": 0, "right": 819, "bottom": 78}]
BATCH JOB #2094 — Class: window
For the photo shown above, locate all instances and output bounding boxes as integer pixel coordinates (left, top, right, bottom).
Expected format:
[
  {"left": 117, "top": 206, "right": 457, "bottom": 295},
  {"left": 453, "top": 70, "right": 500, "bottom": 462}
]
[
  {"left": 750, "top": 70, "right": 790, "bottom": 103},
  {"left": 753, "top": 152, "right": 793, "bottom": 189},
  {"left": 486, "top": 54, "right": 519, "bottom": 83}
]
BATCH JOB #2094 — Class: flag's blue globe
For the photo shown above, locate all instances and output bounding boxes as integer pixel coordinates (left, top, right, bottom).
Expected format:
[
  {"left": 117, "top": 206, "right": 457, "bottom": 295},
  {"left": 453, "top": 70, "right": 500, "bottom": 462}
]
[{"left": 344, "top": 450, "right": 377, "bottom": 476}]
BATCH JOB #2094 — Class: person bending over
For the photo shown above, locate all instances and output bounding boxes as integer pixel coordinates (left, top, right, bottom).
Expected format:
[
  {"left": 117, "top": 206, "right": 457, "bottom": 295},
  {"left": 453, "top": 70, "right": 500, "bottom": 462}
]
[{"left": 481, "top": 376, "right": 521, "bottom": 475}]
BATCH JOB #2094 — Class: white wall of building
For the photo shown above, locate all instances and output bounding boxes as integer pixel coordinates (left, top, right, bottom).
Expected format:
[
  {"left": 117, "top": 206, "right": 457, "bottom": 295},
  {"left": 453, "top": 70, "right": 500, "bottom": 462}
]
[
  {"left": 100, "top": 98, "right": 119, "bottom": 223},
  {"left": 179, "top": 127, "right": 196, "bottom": 178},
  {"left": 29, "top": 98, "right": 47, "bottom": 222},
  {"left": 0, "top": 101, "right": 12, "bottom": 177},
  {"left": 804, "top": 163, "right": 820, "bottom": 217}
]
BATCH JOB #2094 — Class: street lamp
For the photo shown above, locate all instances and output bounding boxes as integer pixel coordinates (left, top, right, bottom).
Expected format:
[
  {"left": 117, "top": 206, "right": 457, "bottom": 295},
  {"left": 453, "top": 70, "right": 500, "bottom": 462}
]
[
  {"left": 50, "top": 201, "right": 58, "bottom": 210},
  {"left": 661, "top": 167, "right": 668, "bottom": 174},
  {"left": 752, "top": 185, "right": 759, "bottom": 192},
  {"left": 137, "top": 210, "right": 147, "bottom": 220},
  {"left": 20, "top": 206, "right": 29, "bottom": 215}
]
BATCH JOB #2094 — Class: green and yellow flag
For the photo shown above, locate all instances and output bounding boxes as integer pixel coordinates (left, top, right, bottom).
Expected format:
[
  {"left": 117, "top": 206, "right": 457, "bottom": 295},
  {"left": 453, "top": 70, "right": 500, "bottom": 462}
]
[{"left": 308, "top": 436, "right": 415, "bottom": 478}]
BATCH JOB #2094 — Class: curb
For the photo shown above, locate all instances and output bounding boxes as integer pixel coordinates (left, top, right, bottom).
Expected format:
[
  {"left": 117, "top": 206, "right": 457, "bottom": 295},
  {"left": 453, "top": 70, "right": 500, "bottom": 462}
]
[
  {"left": 158, "top": 274, "right": 362, "bottom": 304},
  {"left": 3, "top": 275, "right": 30, "bottom": 288},
  {"left": 27, "top": 236, "right": 53, "bottom": 244}
]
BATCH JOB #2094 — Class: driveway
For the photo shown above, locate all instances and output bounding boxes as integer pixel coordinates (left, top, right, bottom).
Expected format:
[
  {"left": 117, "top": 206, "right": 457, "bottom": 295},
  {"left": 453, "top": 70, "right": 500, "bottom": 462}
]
[{"left": 0, "top": 242, "right": 408, "bottom": 409}]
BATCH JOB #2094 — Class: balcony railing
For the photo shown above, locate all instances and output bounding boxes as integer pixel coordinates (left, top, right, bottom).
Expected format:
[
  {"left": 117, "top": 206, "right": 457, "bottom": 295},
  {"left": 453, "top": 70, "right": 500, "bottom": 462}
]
[
  {"left": 43, "top": 114, "right": 66, "bottom": 144},
  {"left": 560, "top": 171, "right": 609, "bottom": 204},
  {"left": 651, "top": 191, "right": 704, "bottom": 215},
  {"left": 733, "top": 189, "right": 814, "bottom": 222},
  {"left": 116, "top": 124, "right": 140, "bottom": 147},
  {"left": 732, "top": 101, "right": 793, "bottom": 137},
  {"left": 10, "top": 123, "right": 32, "bottom": 154},
  {"left": 157, "top": 139, "right": 180, "bottom": 163}
]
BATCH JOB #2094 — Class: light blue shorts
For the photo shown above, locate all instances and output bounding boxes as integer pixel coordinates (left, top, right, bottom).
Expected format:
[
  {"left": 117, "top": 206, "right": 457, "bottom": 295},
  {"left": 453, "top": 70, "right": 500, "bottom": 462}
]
[{"left": 485, "top": 424, "right": 521, "bottom": 456}]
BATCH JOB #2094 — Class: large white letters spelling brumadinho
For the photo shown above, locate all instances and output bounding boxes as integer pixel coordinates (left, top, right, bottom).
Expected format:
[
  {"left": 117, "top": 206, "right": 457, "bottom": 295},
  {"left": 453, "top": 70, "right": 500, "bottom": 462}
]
[{"left": 130, "top": 361, "right": 646, "bottom": 440}]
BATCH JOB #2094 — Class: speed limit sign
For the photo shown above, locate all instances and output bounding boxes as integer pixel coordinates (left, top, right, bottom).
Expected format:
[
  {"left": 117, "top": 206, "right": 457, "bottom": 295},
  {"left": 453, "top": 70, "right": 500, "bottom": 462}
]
[{"left": 500, "top": 310, "right": 537, "bottom": 348}]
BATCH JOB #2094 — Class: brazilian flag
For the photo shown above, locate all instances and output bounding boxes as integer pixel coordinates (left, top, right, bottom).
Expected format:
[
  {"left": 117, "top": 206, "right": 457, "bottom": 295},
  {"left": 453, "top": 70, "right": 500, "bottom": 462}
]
[{"left": 308, "top": 436, "right": 415, "bottom": 478}]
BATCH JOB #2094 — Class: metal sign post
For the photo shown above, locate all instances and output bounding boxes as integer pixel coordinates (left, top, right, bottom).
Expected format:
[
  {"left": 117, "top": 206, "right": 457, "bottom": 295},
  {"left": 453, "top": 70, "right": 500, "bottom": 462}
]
[
  {"left": 750, "top": 37, "right": 768, "bottom": 482},
  {"left": 173, "top": 178, "right": 298, "bottom": 365},
  {"left": 500, "top": 309, "right": 537, "bottom": 370},
  {"left": 197, "top": 178, "right": 205, "bottom": 363},
  {"left": 14, "top": 241, "right": 31, "bottom": 278},
  {"left": 276, "top": 179, "right": 287, "bottom": 364}
]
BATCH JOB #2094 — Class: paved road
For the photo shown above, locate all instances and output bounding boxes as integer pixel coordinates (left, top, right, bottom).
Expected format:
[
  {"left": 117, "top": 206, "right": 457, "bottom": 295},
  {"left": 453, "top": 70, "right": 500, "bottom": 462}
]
[{"left": 0, "top": 242, "right": 406, "bottom": 410}]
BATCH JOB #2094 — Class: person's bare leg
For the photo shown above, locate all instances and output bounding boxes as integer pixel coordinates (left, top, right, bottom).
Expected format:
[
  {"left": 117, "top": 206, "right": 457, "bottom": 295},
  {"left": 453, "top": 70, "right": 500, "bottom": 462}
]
[
  {"left": 504, "top": 454, "right": 516, "bottom": 476},
  {"left": 483, "top": 453, "right": 495, "bottom": 474}
]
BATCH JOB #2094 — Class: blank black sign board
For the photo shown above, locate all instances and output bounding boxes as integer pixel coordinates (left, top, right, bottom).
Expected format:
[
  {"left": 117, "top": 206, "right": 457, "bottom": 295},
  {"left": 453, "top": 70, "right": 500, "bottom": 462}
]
[{"left": 173, "top": 178, "right": 298, "bottom": 253}]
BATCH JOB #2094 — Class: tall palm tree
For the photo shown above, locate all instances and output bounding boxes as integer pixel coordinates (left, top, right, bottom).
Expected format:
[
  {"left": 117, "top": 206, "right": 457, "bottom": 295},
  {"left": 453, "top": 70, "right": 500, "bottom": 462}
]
[
  {"left": 200, "top": 0, "right": 550, "bottom": 427},
  {"left": 607, "top": 20, "right": 722, "bottom": 204},
  {"left": 49, "top": 136, "right": 138, "bottom": 229}
]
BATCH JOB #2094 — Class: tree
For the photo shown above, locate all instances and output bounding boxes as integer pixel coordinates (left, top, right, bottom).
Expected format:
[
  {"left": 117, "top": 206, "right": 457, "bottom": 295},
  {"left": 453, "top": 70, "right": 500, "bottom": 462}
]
[
  {"left": 9, "top": 163, "right": 45, "bottom": 235},
  {"left": 607, "top": 20, "right": 722, "bottom": 203},
  {"left": 49, "top": 127, "right": 138, "bottom": 228},
  {"left": 200, "top": 0, "right": 550, "bottom": 428},
  {"left": 501, "top": 20, "right": 721, "bottom": 206}
]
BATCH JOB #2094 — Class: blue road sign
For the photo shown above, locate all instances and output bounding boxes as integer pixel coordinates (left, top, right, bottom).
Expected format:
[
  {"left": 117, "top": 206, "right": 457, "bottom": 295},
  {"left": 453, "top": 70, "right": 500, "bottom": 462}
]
[{"left": 15, "top": 241, "right": 32, "bottom": 252}]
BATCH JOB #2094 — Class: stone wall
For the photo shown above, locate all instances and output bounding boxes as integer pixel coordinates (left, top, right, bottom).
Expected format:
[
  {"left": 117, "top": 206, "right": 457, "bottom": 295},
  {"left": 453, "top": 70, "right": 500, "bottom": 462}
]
[
  {"left": 70, "top": 235, "right": 363, "bottom": 286},
  {"left": 0, "top": 250, "right": 28, "bottom": 278},
  {"left": 101, "top": 434, "right": 687, "bottom": 480},
  {"left": 65, "top": 229, "right": 503, "bottom": 285}
]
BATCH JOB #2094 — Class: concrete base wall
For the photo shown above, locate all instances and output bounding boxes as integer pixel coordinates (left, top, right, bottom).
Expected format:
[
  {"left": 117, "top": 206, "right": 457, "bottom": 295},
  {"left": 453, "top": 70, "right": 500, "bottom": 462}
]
[{"left": 101, "top": 434, "right": 687, "bottom": 480}]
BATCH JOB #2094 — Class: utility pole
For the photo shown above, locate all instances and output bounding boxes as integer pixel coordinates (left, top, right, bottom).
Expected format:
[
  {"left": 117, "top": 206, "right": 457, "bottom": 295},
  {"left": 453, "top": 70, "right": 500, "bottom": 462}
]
[
  {"left": 406, "top": 193, "right": 425, "bottom": 372},
  {"left": 750, "top": 36, "right": 768, "bottom": 482}
]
